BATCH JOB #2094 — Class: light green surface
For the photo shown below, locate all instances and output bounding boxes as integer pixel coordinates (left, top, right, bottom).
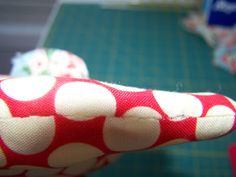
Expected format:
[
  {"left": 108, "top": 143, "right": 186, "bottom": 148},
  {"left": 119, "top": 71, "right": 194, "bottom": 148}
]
[{"left": 44, "top": 4, "right": 236, "bottom": 177}]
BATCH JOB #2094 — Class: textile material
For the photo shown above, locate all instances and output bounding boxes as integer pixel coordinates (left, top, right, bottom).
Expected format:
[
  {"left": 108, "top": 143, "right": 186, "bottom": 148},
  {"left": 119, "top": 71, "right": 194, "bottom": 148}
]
[
  {"left": 10, "top": 48, "right": 89, "bottom": 79},
  {"left": 182, "top": 13, "right": 236, "bottom": 74},
  {"left": 229, "top": 144, "right": 236, "bottom": 177},
  {"left": 0, "top": 76, "right": 235, "bottom": 177}
]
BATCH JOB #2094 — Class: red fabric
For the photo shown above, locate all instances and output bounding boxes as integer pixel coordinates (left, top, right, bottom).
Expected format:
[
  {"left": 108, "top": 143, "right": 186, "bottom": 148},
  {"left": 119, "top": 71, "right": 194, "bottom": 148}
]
[
  {"left": 0, "top": 76, "right": 235, "bottom": 177},
  {"left": 229, "top": 144, "right": 236, "bottom": 177}
]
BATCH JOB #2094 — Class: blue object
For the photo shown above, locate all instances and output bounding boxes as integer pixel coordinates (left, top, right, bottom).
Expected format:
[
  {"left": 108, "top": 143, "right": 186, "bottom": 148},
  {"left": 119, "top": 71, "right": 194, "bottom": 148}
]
[{"left": 205, "top": 0, "right": 236, "bottom": 27}]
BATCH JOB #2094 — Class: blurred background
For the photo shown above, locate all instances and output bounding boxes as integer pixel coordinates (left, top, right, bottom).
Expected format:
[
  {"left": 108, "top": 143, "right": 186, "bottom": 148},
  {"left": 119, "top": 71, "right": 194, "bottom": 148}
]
[
  {"left": 1, "top": 0, "right": 236, "bottom": 177},
  {"left": 0, "top": 0, "right": 55, "bottom": 73},
  {"left": 0, "top": 0, "right": 200, "bottom": 75}
]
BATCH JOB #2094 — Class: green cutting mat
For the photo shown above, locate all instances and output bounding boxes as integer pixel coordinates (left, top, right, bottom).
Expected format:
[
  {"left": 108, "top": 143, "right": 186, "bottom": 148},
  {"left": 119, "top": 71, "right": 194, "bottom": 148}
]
[{"left": 44, "top": 4, "right": 236, "bottom": 177}]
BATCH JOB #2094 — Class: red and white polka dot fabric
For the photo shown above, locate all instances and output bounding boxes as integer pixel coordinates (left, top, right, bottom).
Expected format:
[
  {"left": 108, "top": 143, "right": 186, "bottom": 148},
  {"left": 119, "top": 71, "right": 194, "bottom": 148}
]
[{"left": 0, "top": 76, "right": 235, "bottom": 177}]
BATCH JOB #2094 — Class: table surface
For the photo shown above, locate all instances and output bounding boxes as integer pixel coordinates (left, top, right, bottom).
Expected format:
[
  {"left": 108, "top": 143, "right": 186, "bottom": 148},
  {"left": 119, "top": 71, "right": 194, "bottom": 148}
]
[{"left": 44, "top": 4, "right": 236, "bottom": 177}]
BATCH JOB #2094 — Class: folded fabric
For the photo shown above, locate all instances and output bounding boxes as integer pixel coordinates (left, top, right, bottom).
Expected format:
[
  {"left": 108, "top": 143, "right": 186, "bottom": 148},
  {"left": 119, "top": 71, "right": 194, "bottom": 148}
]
[
  {"left": 0, "top": 76, "right": 235, "bottom": 177},
  {"left": 182, "top": 13, "right": 234, "bottom": 47},
  {"left": 183, "top": 13, "right": 236, "bottom": 74},
  {"left": 10, "top": 48, "right": 89, "bottom": 79},
  {"left": 213, "top": 31, "right": 236, "bottom": 74}
]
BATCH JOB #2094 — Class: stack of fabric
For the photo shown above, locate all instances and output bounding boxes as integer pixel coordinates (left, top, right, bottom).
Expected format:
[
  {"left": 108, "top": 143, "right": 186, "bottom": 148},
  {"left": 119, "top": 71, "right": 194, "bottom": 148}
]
[{"left": 183, "top": 13, "right": 236, "bottom": 74}]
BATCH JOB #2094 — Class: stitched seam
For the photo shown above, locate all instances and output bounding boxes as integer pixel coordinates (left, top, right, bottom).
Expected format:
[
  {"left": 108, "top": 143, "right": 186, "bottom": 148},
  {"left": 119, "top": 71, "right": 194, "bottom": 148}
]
[
  {"left": 120, "top": 114, "right": 236, "bottom": 121},
  {"left": 65, "top": 113, "right": 236, "bottom": 120},
  {"left": 0, "top": 114, "right": 235, "bottom": 121}
]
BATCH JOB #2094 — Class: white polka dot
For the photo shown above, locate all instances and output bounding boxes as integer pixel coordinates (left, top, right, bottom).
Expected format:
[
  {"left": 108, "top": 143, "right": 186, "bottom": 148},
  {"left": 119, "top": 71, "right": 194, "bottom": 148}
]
[
  {"left": 102, "top": 82, "right": 145, "bottom": 92},
  {"left": 26, "top": 168, "right": 61, "bottom": 177},
  {"left": 11, "top": 166, "right": 60, "bottom": 176},
  {"left": 207, "top": 105, "right": 235, "bottom": 117},
  {"left": 0, "top": 116, "right": 55, "bottom": 155},
  {"left": 55, "top": 82, "right": 116, "bottom": 120},
  {"left": 0, "top": 99, "right": 12, "bottom": 118},
  {"left": 196, "top": 105, "right": 235, "bottom": 140},
  {"left": 0, "top": 169, "right": 24, "bottom": 176},
  {"left": 11, "top": 165, "right": 46, "bottom": 170},
  {"left": 157, "top": 139, "right": 189, "bottom": 148},
  {"left": 1, "top": 76, "right": 56, "bottom": 101},
  {"left": 124, "top": 106, "right": 162, "bottom": 120},
  {"left": 48, "top": 143, "right": 103, "bottom": 167},
  {"left": 63, "top": 159, "right": 96, "bottom": 176},
  {"left": 0, "top": 147, "right": 6, "bottom": 167},
  {"left": 11, "top": 165, "right": 63, "bottom": 177},
  {"left": 103, "top": 117, "right": 160, "bottom": 151},
  {"left": 10, "top": 165, "right": 61, "bottom": 176},
  {"left": 153, "top": 91, "right": 203, "bottom": 120}
]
